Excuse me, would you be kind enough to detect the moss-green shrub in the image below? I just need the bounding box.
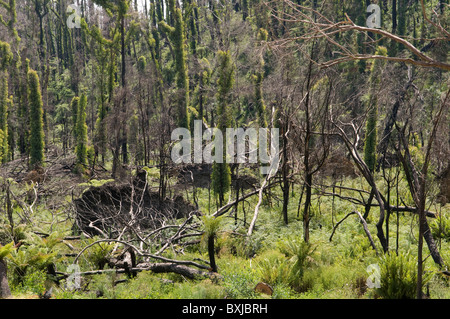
[255,239,316,292]
[11,269,47,296]
[256,250,294,287]
[375,252,431,299]
[430,212,450,242]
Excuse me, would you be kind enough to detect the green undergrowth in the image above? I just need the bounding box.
[2,173,450,299]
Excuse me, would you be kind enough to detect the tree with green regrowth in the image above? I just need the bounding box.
[0,41,13,71]
[27,69,45,169]
[0,74,10,163]
[75,94,88,172]
[82,21,115,163]
[17,57,30,156]
[252,72,267,128]
[201,214,224,273]
[0,0,19,46]
[159,0,190,129]
[211,50,234,207]
[253,28,268,128]
[192,58,212,124]
[92,0,131,166]
[71,96,80,145]
[363,46,388,173]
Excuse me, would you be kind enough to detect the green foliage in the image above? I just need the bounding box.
[27,69,45,168]
[0,0,19,42]
[0,0,449,301]
[256,250,295,286]
[87,145,96,167]
[216,50,235,110]
[201,214,224,243]
[211,50,235,205]
[0,41,12,70]
[8,233,63,288]
[252,72,267,128]
[256,239,316,291]
[0,129,6,161]
[159,0,190,129]
[363,46,387,173]
[277,238,316,275]
[75,94,88,169]
[211,162,231,206]
[137,56,147,74]
[0,74,9,163]
[12,269,47,297]
[0,242,14,260]
[192,58,212,121]
[431,212,450,242]
[85,240,115,269]
[375,252,431,299]
[363,104,377,173]
[222,269,258,299]
[200,214,224,272]
[79,179,115,189]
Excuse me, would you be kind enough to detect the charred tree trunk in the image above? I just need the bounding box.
[303,172,312,242]
[121,13,128,165]
[207,235,217,273]
[0,259,11,299]
[281,121,290,225]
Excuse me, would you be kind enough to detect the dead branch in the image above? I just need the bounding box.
[269,0,450,71]
[56,262,214,281]
[331,119,389,252]
[73,238,210,270]
[329,210,378,254]
[212,179,282,218]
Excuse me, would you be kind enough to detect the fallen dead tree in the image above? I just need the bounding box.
[73,170,198,238]
[60,162,293,287]
[56,237,215,287]
[56,263,213,281]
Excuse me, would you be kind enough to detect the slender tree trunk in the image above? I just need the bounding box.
[121,13,128,165]
[416,179,426,299]
[303,172,312,242]
[363,189,375,220]
[392,0,397,33]
[281,121,290,224]
[207,235,217,272]
[0,259,11,299]
[303,49,314,242]
[386,181,391,248]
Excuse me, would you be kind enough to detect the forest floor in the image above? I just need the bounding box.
[2,149,450,300]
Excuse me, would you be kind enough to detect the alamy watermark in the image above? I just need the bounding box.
[66,264,81,290]
[366,4,381,28]
[366,263,381,288]
[171,120,280,177]
[67,3,81,29]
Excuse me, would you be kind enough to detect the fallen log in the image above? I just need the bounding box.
[56,262,214,281]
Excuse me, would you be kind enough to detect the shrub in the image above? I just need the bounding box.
[430,213,450,242]
[85,240,115,270]
[375,252,431,299]
[256,239,316,292]
[11,269,47,296]
[256,250,294,287]
[28,69,45,168]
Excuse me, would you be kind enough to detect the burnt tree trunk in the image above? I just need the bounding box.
[281,120,290,225]
[0,259,11,299]
[208,235,217,273]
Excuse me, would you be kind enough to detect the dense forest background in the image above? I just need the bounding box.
[0,0,449,300]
